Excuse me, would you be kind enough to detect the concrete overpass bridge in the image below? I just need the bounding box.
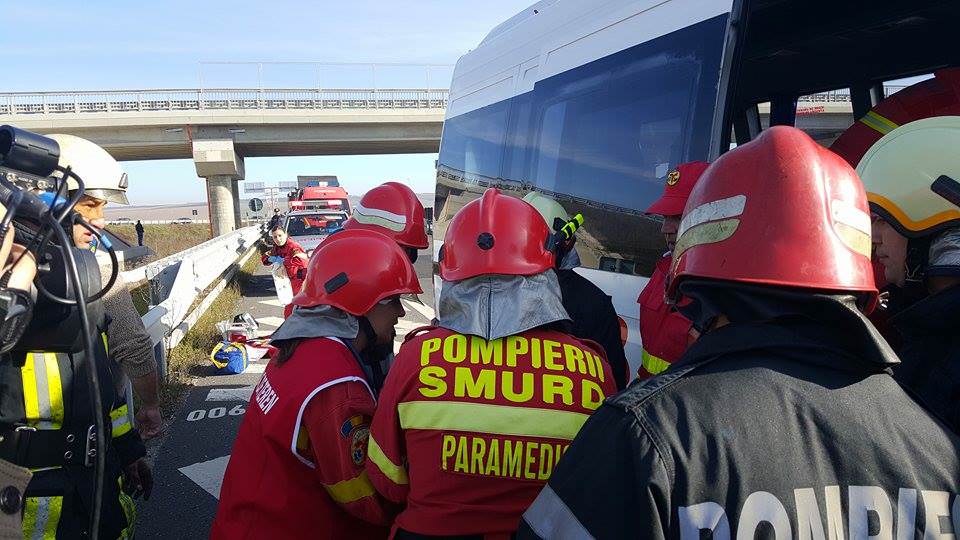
[0,85,902,235]
[0,87,447,234]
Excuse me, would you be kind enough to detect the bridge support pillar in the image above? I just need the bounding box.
[193,139,245,236]
[231,179,242,228]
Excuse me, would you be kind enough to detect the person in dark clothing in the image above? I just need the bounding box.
[135,219,144,246]
[857,116,960,432]
[523,191,630,390]
[520,126,960,539]
[267,208,282,230]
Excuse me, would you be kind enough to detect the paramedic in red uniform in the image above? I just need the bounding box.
[342,181,429,262]
[365,188,617,539]
[262,225,310,318]
[635,161,707,380]
[212,228,423,539]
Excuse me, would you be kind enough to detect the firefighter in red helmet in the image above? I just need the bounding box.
[520,126,960,539]
[830,67,960,168]
[366,188,616,538]
[342,181,429,262]
[635,161,708,380]
[212,228,422,539]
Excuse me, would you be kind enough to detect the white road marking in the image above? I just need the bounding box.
[258,298,285,307]
[206,388,254,402]
[257,316,286,328]
[178,455,231,500]
[245,363,266,374]
[402,298,435,321]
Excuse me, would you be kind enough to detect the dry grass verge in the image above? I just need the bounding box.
[159,251,260,416]
[109,223,211,263]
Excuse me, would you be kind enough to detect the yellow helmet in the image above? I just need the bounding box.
[856,116,960,237]
[522,191,570,233]
[48,134,129,205]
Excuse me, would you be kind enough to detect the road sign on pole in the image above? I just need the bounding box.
[249,198,264,212]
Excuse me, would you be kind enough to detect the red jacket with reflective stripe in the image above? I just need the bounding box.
[636,256,693,380]
[366,327,616,537]
[211,337,391,540]
[262,238,309,283]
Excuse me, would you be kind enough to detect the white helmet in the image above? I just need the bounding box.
[48,134,129,205]
[856,116,960,238]
[522,191,570,232]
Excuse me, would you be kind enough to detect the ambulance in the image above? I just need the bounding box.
[432,0,957,371]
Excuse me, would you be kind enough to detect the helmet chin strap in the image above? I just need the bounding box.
[904,236,931,284]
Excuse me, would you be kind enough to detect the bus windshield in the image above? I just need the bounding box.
[435,14,727,277]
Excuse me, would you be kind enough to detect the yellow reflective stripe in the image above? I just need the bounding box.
[323,470,376,504]
[118,476,136,539]
[641,349,672,376]
[101,332,109,356]
[43,498,61,540]
[295,425,310,452]
[367,434,408,485]
[21,353,41,425]
[859,110,900,136]
[111,405,132,437]
[22,496,62,540]
[43,353,64,429]
[397,401,590,441]
[21,353,62,429]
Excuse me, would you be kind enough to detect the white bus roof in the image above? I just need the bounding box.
[448,0,732,120]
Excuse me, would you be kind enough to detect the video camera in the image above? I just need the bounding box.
[0,125,120,354]
[0,125,118,538]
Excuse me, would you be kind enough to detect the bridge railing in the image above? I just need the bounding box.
[0,88,449,115]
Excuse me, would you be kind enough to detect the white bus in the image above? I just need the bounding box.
[433,0,957,371]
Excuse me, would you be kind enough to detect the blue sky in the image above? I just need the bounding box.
[2,1,529,204]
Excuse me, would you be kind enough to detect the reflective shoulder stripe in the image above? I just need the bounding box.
[23,495,64,540]
[859,110,900,136]
[641,349,672,376]
[367,434,409,485]
[101,332,109,356]
[290,375,375,469]
[397,401,590,441]
[323,470,376,504]
[523,485,594,540]
[111,404,132,438]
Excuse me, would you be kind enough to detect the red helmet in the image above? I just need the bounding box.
[292,228,422,315]
[439,188,554,281]
[666,126,878,312]
[342,182,428,249]
[645,161,710,217]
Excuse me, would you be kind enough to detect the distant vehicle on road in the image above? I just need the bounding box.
[172,217,193,224]
[287,185,351,214]
[113,217,133,224]
[283,210,348,254]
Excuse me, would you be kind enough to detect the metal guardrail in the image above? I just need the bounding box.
[127,227,263,378]
[0,88,449,115]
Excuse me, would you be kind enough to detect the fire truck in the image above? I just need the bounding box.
[287,176,352,214]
